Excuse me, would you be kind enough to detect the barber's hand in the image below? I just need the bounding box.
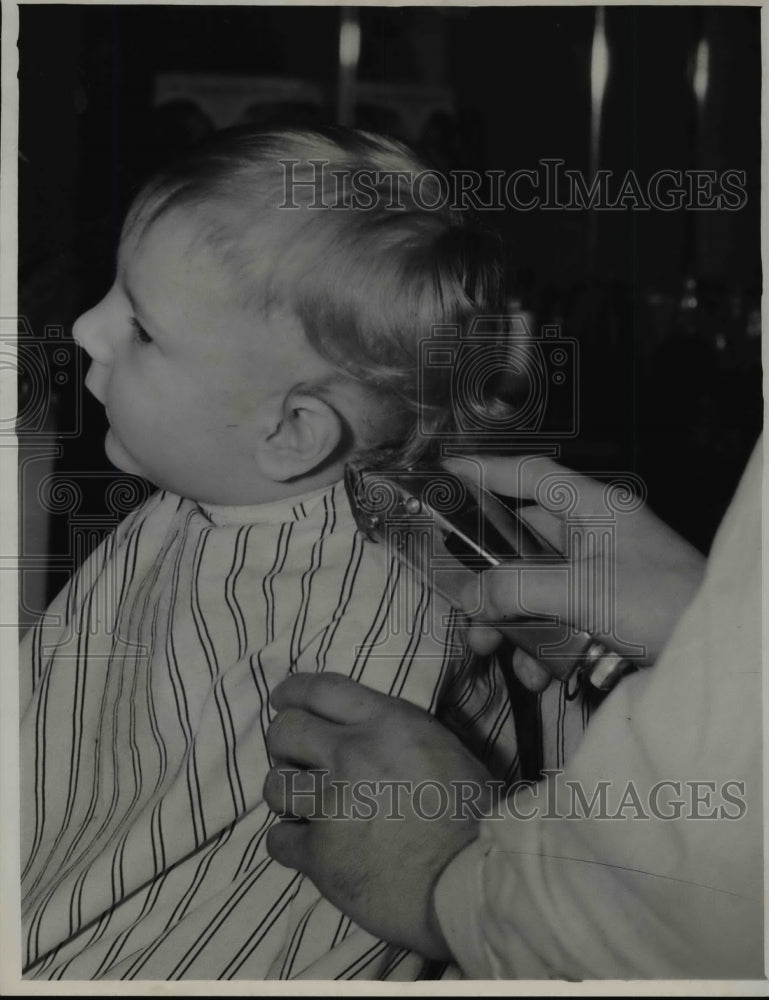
[263,672,497,960]
[446,455,706,692]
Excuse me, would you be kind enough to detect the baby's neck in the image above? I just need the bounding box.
[190,455,348,508]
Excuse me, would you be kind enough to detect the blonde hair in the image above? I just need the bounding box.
[124,126,513,466]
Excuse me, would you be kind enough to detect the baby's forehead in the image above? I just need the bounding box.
[121,203,218,263]
[119,203,316,351]
[119,214,245,314]
[122,198,290,289]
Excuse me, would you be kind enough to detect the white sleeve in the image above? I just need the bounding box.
[434,438,764,980]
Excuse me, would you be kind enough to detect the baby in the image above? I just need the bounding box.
[20,127,587,980]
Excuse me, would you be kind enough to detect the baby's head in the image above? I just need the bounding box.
[74,126,510,505]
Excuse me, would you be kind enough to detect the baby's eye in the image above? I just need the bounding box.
[130,318,153,345]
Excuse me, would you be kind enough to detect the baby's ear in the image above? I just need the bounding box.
[257,389,345,482]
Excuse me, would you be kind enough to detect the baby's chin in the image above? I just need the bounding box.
[102,428,206,498]
[103,428,154,484]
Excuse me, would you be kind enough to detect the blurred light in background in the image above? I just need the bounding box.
[337,7,360,126]
[693,36,710,108]
[588,7,610,270]
[339,9,361,69]
[589,6,609,166]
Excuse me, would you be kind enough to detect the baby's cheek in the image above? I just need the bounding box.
[225,382,271,425]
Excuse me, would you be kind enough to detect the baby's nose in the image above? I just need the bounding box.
[72,304,111,363]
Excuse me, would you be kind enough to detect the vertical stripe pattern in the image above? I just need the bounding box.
[21,481,588,980]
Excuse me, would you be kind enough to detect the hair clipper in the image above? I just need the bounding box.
[344,460,638,692]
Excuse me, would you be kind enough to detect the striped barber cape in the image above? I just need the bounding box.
[20,480,588,980]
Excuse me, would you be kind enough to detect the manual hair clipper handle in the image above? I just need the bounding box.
[436,485,637,692]
[494,618,633,691]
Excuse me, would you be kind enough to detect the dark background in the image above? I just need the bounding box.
[17,5,762,616]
